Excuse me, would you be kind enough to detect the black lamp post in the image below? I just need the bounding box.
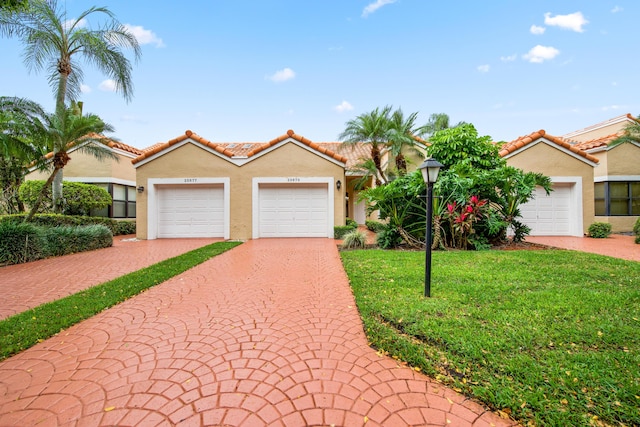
[418,158,443,297]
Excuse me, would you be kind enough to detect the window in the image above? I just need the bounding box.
[89,183,136,218]
[595,181,640,216]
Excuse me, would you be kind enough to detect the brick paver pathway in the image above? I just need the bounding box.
[0,236,219,320]
[0,239,515,426]
[526,234,639,262]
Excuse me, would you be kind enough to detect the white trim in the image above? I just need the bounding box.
[502,138,599,167]
[146,177,230,240]
[594,175,640,182]
[63,177,136,186]
[134,137,346,169]
[550,176,583,237]
[252,177,335,239]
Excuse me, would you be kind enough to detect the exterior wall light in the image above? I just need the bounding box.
[137,186,144,193]
[336,180,342,190]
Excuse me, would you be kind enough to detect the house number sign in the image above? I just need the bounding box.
[184,178,198,183]
[287,177,301,182]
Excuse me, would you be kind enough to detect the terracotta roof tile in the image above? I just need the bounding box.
[499,130,599,164]
[572,132,624,151]
[132,129,348,165]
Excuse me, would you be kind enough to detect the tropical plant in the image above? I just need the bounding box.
[0,155,26,214]
[340,229,367,249]
[442,195,488,250]
[0,0,141,211]
[588,222,612,238]
[0,96,116,221]
[339,105,393,186]
[610,114,640,147]
[427,123,505,171]
[385,108,425,176]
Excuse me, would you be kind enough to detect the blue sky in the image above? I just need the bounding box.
[2,1,639,149]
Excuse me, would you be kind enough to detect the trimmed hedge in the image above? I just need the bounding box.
[634,217,640,244]
[0,214,135,236]
[0,222,46,265]
[0,222,112,265]
[365,220,386,233]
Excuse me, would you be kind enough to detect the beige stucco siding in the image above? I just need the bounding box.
[135,141,345,240]
[604,144,640,176]
[25,150,136,183]
[504,142,595,235]
[567,121,629,142]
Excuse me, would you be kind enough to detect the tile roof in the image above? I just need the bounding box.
[572,132,624,151]
[41,134,143,160]
[499,130,599,164]
[561,113,637,140]
[132,129,348,165]
[317,142,370,169]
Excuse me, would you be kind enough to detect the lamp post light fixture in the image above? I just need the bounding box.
[418,157,443,297]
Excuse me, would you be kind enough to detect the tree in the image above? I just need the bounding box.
[427,123,505,171]
[0,0,141,211]
[385,108,425,176]
[0,96,116,221]
[339,105,393,186]
[610,114,640,147]
[0,0,28,13]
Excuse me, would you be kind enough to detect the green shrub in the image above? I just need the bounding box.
[366,220,386,233]
[19,180,111,215]
[43,225,112,256]
[114,220,136,235]
[341,229,367,249]
[0,222,45,265]
[635,234,640,244]
[588,222,612,238]
[633,217,640,238]
[376,226,403,249]
[346,218,358,228]
[0,214,134,235]
[334,225,356,239]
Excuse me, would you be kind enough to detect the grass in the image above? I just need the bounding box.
[340,249,640,427]
[0,240,242,361]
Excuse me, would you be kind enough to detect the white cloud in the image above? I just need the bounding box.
[523,45,560,63]
[124,24,165,48]
[544,12,589,33]
[267,68,296,83]
[334,101,354,113]
[530,25,546,35]
[80,84,91,94]
[477,64,490,73]
[611,6,623,13]
[98,79,117,92]
[500,54,517,62]
[602,105,621,111]
[362,0,397,18]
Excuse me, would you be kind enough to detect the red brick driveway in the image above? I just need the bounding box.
[0,239,514,426]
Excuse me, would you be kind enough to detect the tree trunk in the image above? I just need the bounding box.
[24,166,60,222]
[52,63,70,212]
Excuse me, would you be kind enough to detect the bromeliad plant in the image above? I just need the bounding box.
[443,195,488,249]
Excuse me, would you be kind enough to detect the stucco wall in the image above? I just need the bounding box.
[605,143,640,176]
[567,121,630,142]
[135,140,345,240]
[504,142,595,234]
[25,149,136,183]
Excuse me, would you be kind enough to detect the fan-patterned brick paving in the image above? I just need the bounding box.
[0,239,516,426]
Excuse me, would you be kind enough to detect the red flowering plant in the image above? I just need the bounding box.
[443,195,488,249]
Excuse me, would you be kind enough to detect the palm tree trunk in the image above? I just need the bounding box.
[52,66,70,213]
[24,166,60,222]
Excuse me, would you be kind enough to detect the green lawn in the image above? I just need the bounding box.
[0,241,242,361]
[340,248,640,427]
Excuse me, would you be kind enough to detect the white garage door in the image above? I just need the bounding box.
[520,183,573,236]
[157,184,225,238]
[258,184,329,237]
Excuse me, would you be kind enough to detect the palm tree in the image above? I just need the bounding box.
[0,96,117,221]
[385,108,426,176]
[610,115,640,147]
[1,0,141,211]
[339,105,393,186]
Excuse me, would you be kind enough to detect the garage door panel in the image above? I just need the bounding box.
[519,184,574,236]
[258,184,329,238]
[157,185,225,238]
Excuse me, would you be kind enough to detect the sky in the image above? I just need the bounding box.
[1,1,639,149]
